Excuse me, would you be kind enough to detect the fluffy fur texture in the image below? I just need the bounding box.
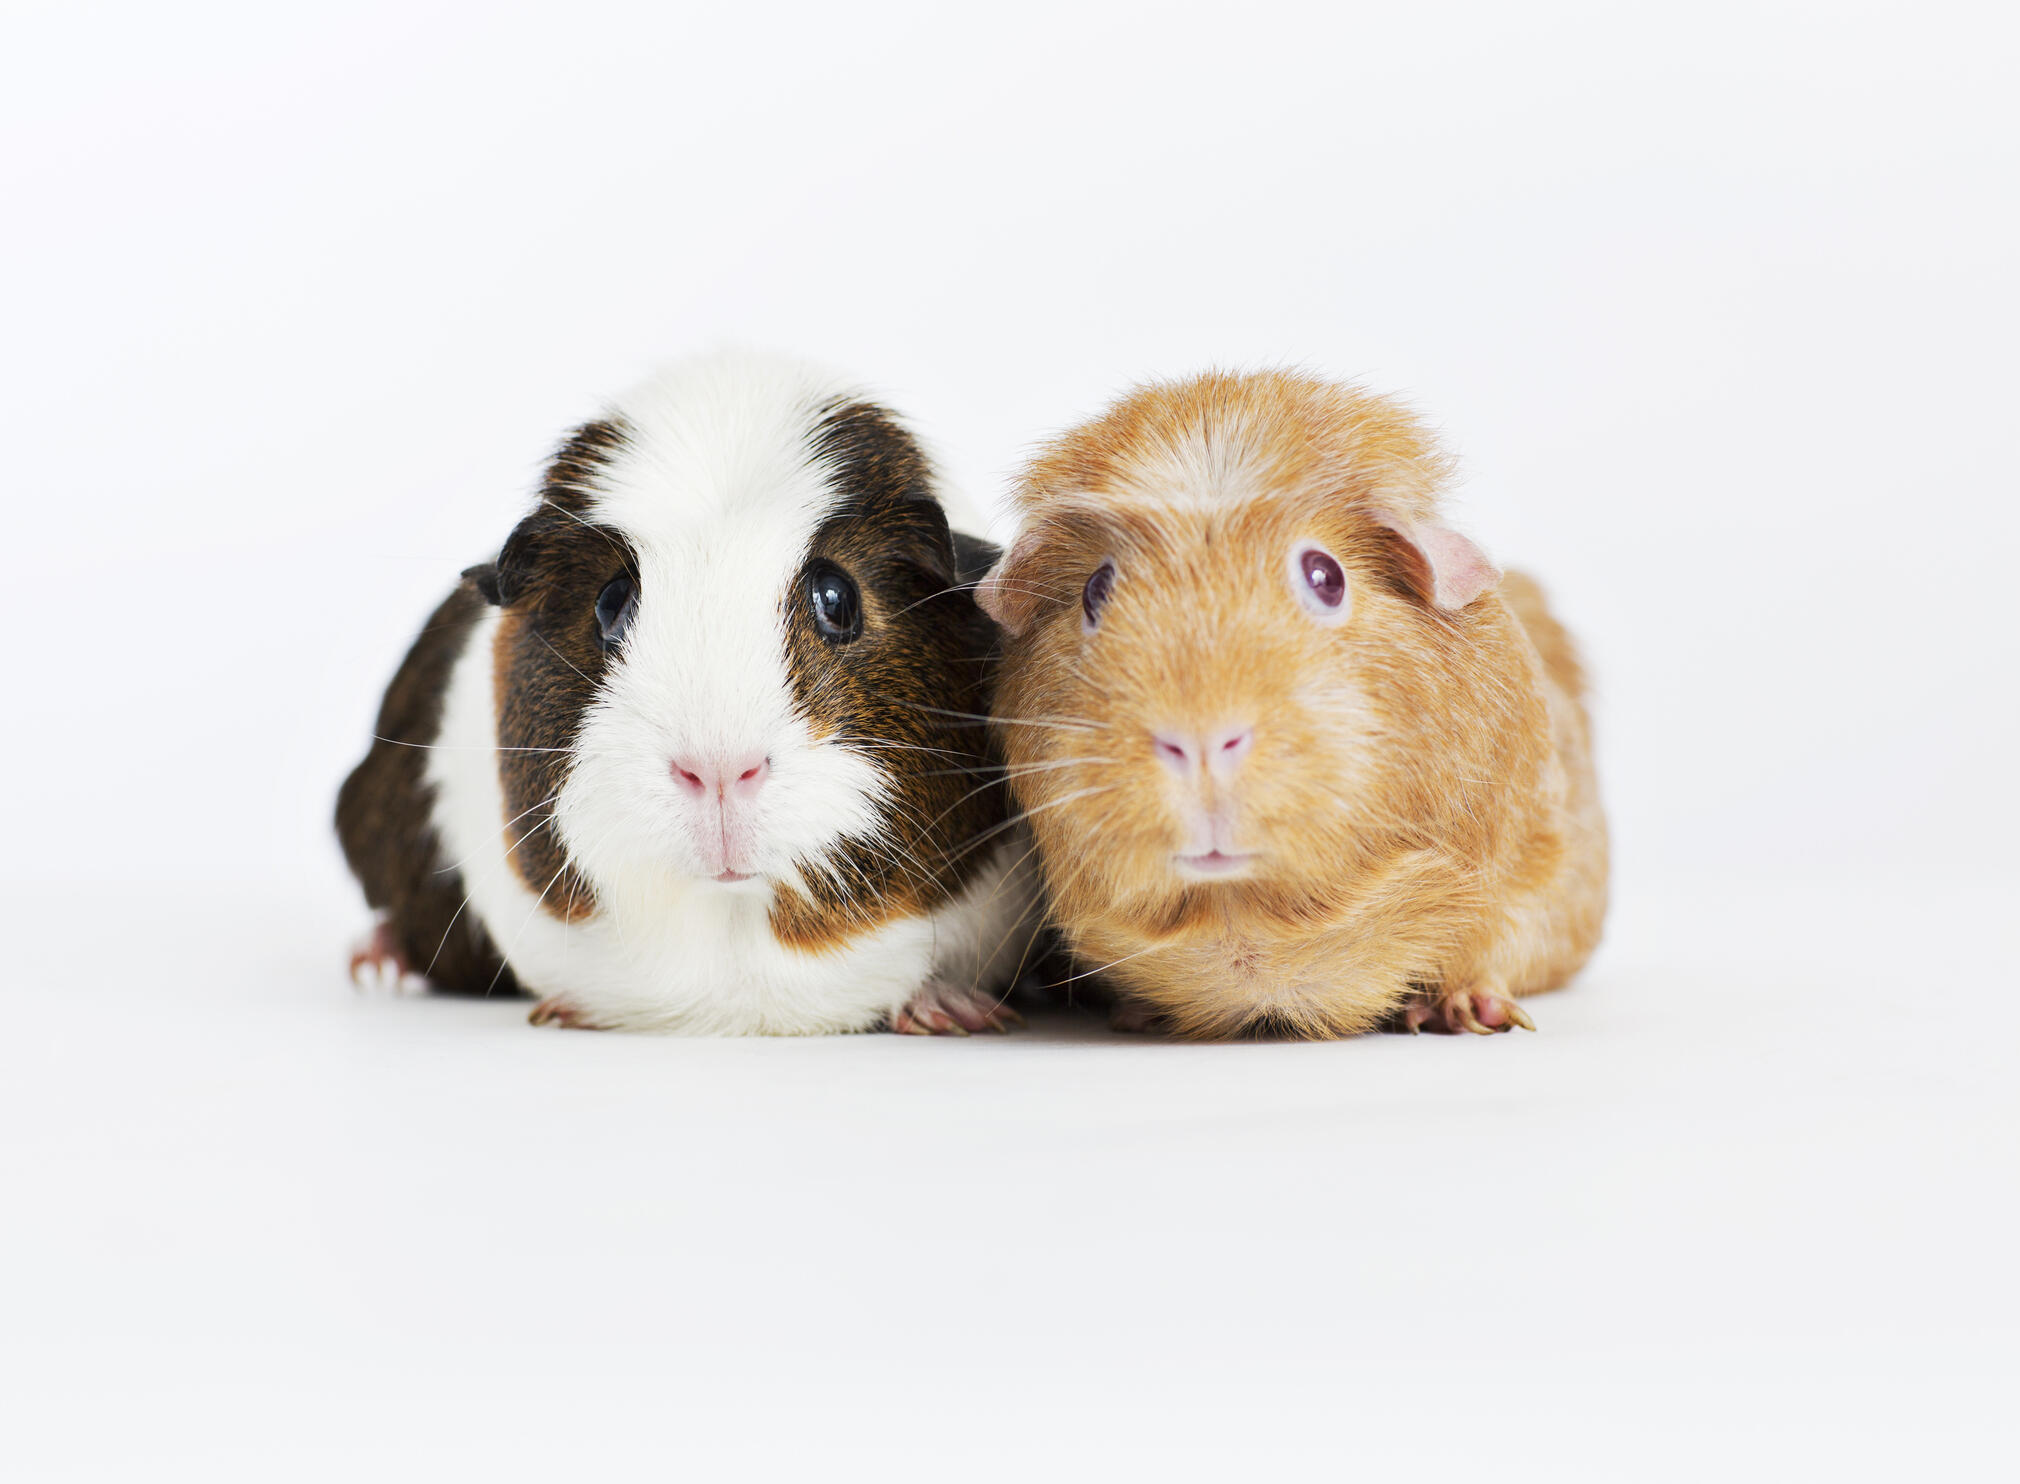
[978,369,1608,1039]
[338,351,1037,1034]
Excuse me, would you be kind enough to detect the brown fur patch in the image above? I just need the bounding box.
[482,418,636,922]
[989,370,1608,1038]
[489,608,597,921]
[335,582,515,993]
[769,400,1009,954]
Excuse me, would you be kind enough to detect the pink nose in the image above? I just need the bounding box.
[1151,724,1254,780]
[671,752,771,799]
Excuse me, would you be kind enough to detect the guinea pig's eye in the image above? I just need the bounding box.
[1291,543,1349,621]
[806,562,863,643]
[1082,560,1117,632]
[595,575,639,649]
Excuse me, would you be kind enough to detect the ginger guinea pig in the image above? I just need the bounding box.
[976,369,1607,1038]
[337,351,1034,1034]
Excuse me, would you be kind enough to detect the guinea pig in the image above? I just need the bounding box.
[336,351,1038,1035]
[975,369,1607,1039]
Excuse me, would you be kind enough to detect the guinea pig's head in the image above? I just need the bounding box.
[977,369,1503,938]
[470,352,1003,937]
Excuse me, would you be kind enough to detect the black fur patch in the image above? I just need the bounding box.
[335,581,514,993]
[771,400,1012,953]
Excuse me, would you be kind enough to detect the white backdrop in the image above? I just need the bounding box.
[4,2,2015,1479]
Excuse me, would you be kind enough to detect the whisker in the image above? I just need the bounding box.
[933,785,1112,874]
[1050,941,1162,989]
[434,792,562,877]
[374,736,577,754]
[485,859,573,998]
[884,578,978,623]
[540,499,631,566]
[532,627,597,688]
[837,739,979,762]
[986,797,1133,995]
[886,699,1095,733]
[424,894,474,981]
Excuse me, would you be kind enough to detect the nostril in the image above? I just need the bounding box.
[671,752,769,796]
[1151,731,1196,771]
[1210,726,1255,773]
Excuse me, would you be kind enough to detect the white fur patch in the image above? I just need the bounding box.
[1105,411,1278,509]
[558,353,887,896]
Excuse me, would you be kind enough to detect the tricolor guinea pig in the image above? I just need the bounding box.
[337,351,1036,1034]
[976,369,1607,1039]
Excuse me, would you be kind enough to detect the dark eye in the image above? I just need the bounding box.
[1293,545,1348,619]
[807,562,863,643]
[1082,560,1117,631]
[595,575,638,649]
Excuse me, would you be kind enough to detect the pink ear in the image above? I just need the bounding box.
[975,535,1042,636]
[1376,515,1501,611]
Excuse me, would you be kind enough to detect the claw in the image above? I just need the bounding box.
[348,919,415,992]
[529,997,595,1029]
[894,979,1018,1038]
[1394,988,1536,1036]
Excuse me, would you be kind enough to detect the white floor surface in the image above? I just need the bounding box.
[4,871,2014,1481]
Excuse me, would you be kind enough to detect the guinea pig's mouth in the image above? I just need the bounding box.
[1173,850,1257,879]
[713,869,756,884]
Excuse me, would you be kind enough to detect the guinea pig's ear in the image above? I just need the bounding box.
[974,532,1047,636]
[894,497,959,589]
[463,562,503,606]
[464,506,555,608]
[1372,513,1501,612]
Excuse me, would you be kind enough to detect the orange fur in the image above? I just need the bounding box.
[986,371,1608,1038]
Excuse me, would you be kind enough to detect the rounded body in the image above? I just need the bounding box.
[979,370,1607,1038]
[337,353,1036,1033]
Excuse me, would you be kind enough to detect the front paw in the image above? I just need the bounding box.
[348,918,424,995]
[892,980,1024,1036]
[529,997,602,1030]
[1394,987,1536,1036]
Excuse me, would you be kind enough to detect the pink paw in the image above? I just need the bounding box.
[528,997,600,1030]
[892,980,1023,1036]
[1397,988,1537,1036]
[349,920,423,994]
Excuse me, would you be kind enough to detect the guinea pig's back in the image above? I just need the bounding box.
[1499,569,1586,707]
[1496,569,1609,986]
